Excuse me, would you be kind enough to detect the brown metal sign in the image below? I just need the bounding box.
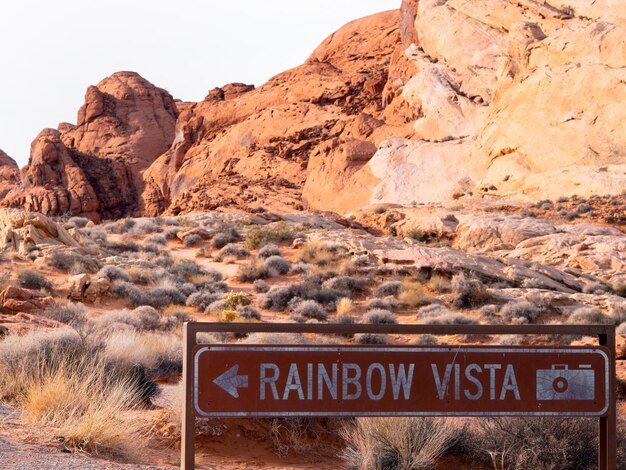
[192,345,609,418]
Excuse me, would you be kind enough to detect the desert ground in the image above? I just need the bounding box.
[0,197,624,469]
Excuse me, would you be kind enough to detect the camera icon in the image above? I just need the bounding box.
[536,364,595,400]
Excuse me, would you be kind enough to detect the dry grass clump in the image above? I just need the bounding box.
[566,307,613,325]
[354,333,389,345]
[258,244,281,259]
[336,298,354,315]
[341,417,463,470]
[236,305,261,320]
[18,270,53,293]
[215,243,250,262]
[183,233,202,247]
[322,276,368,296]
[264,255,291,275]
[399,282,431,307]
[430,273,451,293]
[238,260,270,282]
[0,330,153,458]
[246,222,296,249]
[366,297,400,311]
[42,302,88,326]
[104,330,182,376]
[97,264,130,282]
[374,281,403,298]
[67,216,90,228]
[48,250,95,273]
[296,240,345,266]
[471,417,598,469]
[253,279,270,293]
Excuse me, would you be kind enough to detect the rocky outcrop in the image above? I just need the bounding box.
[0,150,19,199]
[4,72,178,220]
[0,208,82,254]
[0,286,54,315]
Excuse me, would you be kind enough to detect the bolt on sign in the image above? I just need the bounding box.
[192,345,609,417]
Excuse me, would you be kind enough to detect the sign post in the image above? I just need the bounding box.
[181,323,617,470]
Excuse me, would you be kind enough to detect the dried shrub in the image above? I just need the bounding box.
[224,291,252,309]
[363,309,397,325]
[97,265,130,282]
[336,298,354,316]
[374,281,403,298]
[399,282,430,307]
[236,305,261,321]
[451,275,490,309]
[264,255,291,275]
[258,244,281,259]
[354,334,389,345]
[500,301,543,324]
[245,222,295,249]
[253,279,270,293]
[292,300,328,321]
[417,304,478,325]
[238,260,270,282]
[18,270,53,293]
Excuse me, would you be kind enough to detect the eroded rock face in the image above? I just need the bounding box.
[0,286,54,315]
[0,208,82,255]
[4,72,178,220]
[0,150,19,199]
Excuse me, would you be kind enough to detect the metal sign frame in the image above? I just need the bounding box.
[180,322,617,470]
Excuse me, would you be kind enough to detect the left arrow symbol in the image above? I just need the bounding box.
[212,365,249,398]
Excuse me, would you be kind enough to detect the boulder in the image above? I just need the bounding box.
[68,274,110,303]
[0,150,19,199]
[0,286,54,314]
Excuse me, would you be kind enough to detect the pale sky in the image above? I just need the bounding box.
[0,1,399,167]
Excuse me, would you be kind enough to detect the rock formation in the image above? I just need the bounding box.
[0,150,19,199]
[4,2,626,217]
[3,72,178,220]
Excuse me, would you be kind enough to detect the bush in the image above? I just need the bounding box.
[42,302,88,326]
[341,417,462,469]
[264,256,291,275]
[430,273,451,293]
[366,297,400,311]
[186,291,223,311]
[335,314,356,326]
[374,281,403,298]
[258,244,281,259]
[253,279,270,293]
[215,244,250,261]
[224,291,252,309]
[238,261,270,282]
[68,216,90,228]
[567,307,613,325]
[48,251,91,273]
[110,282,146,307]
[292,300,328,321]
[170,260,204,280]
[289,262,312,275]
[245,222,296,249]
[144,234,167,245]
[211,233,233,249]
[451,275,490,309]
[354,334,388,345]
[471,417,597,469]
[145,286,188,308]
[322,276,368,296]
[130,219,162,235]
[418,304,479,325]
[363,309,397,325]
[183,234,202,247]
[500,301,543,324]
[18,270,53,292]
[617,322,626,335]
[219,309,238,322]
[236,305,261,320]
[97,265,130,282]
[413,334,438,345]
[90,306,162,332]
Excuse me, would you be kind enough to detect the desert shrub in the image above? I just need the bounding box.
[582,281,609,295]
[144,234,167,246]
[296,240,338,266]
[374,281,403,298]
[336,298,354,315]
[141,242,166,254]
[18,270,53,292]
[0,329,154,457]
[211,233,232,249]
[322,276,368,296]
[48,251,91,273]
[253,279,270,293]
[236,305,261,321]
[224,291,252,309]
[84,227,107,243]
[105,240,141,254]
[451,275,490,309]
[110,282,146,307]
[341,417,462,470]
[219,309,238,322]
[258,244,281,259]
[163,227,180,240]
[567,307,613,325]
[500,300,543,324]
[264,255,291,275]
[399,282,430,307]
[418,304,478,325]
[215,244,250,261]
[127,266,153,286]
[292,300,328,321]
[471,417,597,470]
[183,234,202,247]
[42,302,88,326]
[335,314,356,326]
[617,322,626,335]
[186,291,223,311]
[191,270,223,285]
[130,219,162,235]
[97,265,130,282]
[245,222,295,249]
[355,334,388,345]
[413,334,438,345]
[289,262,312,275]
[89,306,162,332]
[576,204,594,214]
[238,260,270,282]
[366,297,400,311]
[170,260,204,280]
[145,286,188,308]
[206,299,228,314]
[479,304,502,324]
[364,309,397,325]
[68,216,90,228]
